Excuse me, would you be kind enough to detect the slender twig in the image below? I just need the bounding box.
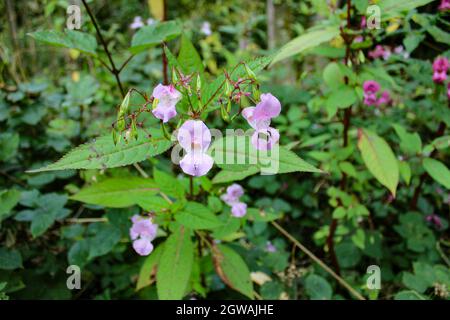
[271,221,365,300]
[118,54,135,73]
[81,0,125,97]
[67,217,107,223]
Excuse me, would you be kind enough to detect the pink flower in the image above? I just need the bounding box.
[130,16,144,29]
[251,127,280,151]
[382,47,392,60]
[354,36,364,43]
[438,0,450,10]
[433,57,449,73]
[177,120,214,176]
[242,93,281,151]
[221,184,244,205]
[151,84,182,123]
[376,91,392,106]
[130,215,158,256]
[425,214,443,229]
[447,83,450,100]
[133,238,154,256]
[364,93,378,106]
[201,21,212,36]
[231,202,247,217]
[363,80,381,94]
[360,16,366,29]
[368,45,385,59]
[433,71,447,83]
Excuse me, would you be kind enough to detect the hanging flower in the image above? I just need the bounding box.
[432,57,449,84]
[221,183,247,218]
[231,202,247,218]
[201,21,212,36]
[151,84,182,123]
[376,90,392,106]
[129,215,158,256]
[425,214,443,229]
[363,80,380,106]
[438,0,450,11]
[242,93,281,150]
[177,120,214,176]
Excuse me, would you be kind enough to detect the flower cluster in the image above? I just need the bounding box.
[432,57,449,84]
[242,93,281,150]
[130,215,158,256]
[368,45,409,60]
[221,184,247,217]
[177,120,214,177]
[363,80,391,107]
[439,0,450,11]
[130,16,156,29]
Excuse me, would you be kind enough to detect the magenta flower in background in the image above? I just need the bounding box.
[447,83,450,100]
[368,45,386,59]
[231,202,247,218]
[130,215,158,256]
[130,16,144,29]
[151,84,182,123]
[221,183,247,217]
[360,16,366,29]
[242,93,281,150]
[177,120,214,176]
[394,45,410,59]
[438,0,450,10]
[376,91,392,106]
[425,214,443,229]
[363,80,381,94]
[432,57,449,83]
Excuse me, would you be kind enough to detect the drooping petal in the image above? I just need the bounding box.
[242,107,270,130]
[251,127,280,151]
[364,93,378,106]
[227,184,244,199]
[220,193,237,206]
[433,71,447,83]
[130,219,157,241]
[253,93,281,122]
[132,238,154,256]
[433,57,449,73]
[376,91,391,106]
[231,202,247,218]
[151,84,181,123]
[177,120,212,152]
[363,80,380,94]
[152,105,177,123]
[179,151,214,177]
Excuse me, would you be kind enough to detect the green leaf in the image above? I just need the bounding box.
[0,189,21,221]
[323,62,344,89]
[399,161,411,185]
[0,248,22,270]
[423,158,450,189]
[394,290,427,300]
[271,26,340,65]
[28,30,97,55]
[88,224,121,260]
[136,244,164,291]
[304,274,332,300]
[71,178,160,207]
[177,34,204,74]
[357,128,399,197]
[176,202,223,230]
[130,21,181,54]
[28,129,172,172]
[0,133,19,161]
[326,86,357,110]
[31,212,56,238]
[137,195,172,212]
[378,0,435,19]
[392,124,422,155]
[153,169,185,198]
[212,244,253,299]
[157,226,194,300]
[209,135,322,175]
[212,166,260,184]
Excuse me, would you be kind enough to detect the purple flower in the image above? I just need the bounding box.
[201,21,212,36]
[152,84,182,123]
[251,127,280,151]
[368,45,386,59]
[130,16,144,29]
[363,80,381,94]
[220,184,244,205]
[177,120,214,176]
[360,16,366,29]
[354,36,364,43]
[130,215,158,256]
[439,0,450,11]
[231,202,247,218]
[425,214,443,229]
[242,93,281,151]
[133,238,154,256]
[265,241,277,253]
[364,93,378,106]
[376,90,392,106]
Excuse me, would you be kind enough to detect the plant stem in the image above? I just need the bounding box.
[161,0,169,84]
[189,176,194,198]
[271,221,365,300]
[81,0,125,97]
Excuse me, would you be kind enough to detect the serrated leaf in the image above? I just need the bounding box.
[136,244,164,291]
[271,26,340,65]
[28,30,97,55]
[379,0,435,19]
[212,166,259,184]
[176,202,223,230]
[178,34,204,74]
[357,128,399,197]
[130,21,181,54]
[157,226,194,299]
[212,244,253,299]
[423,158,450,189]
[28,129,172,172]
[0,189,21,221]
[71,178,160,207]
